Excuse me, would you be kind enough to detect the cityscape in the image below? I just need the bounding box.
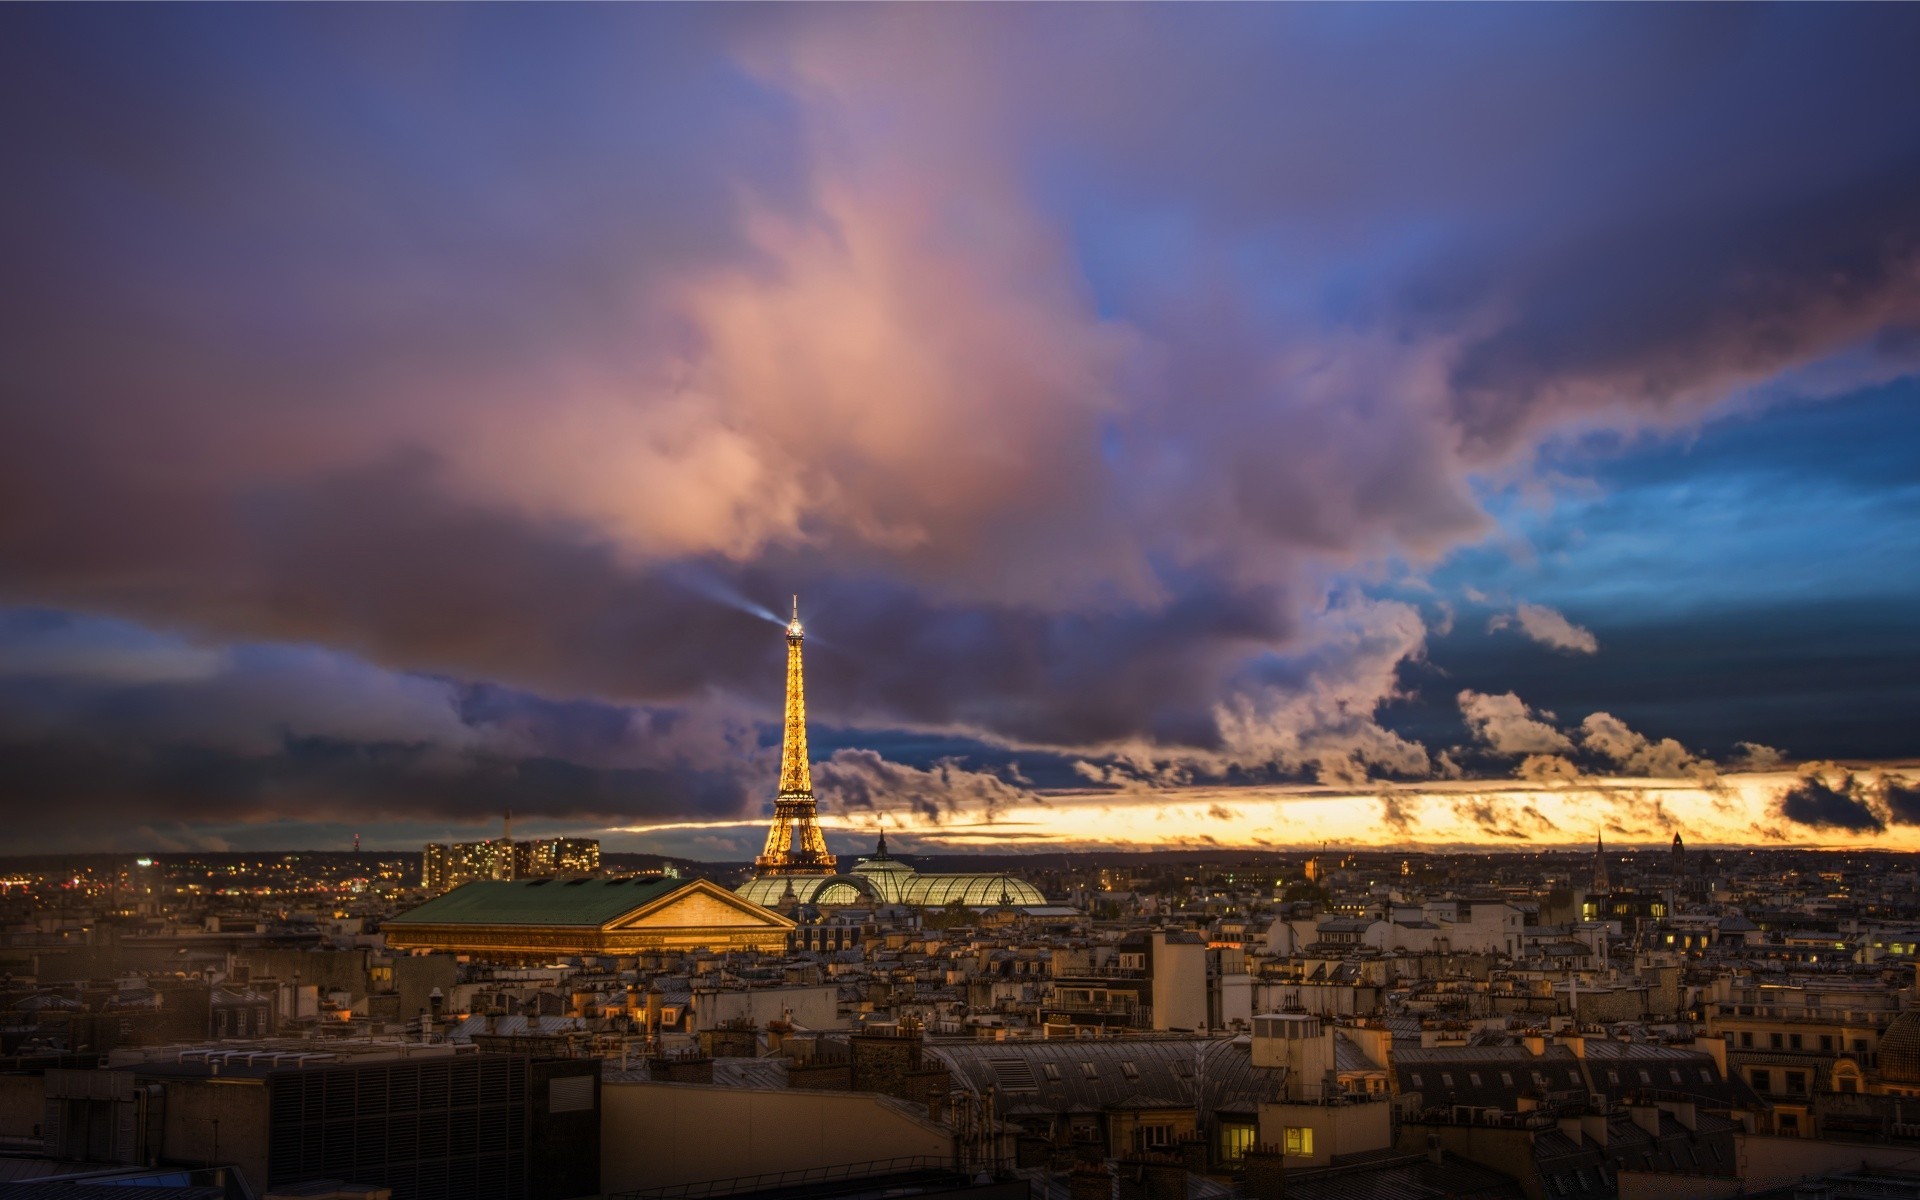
[4,5,1920,1200]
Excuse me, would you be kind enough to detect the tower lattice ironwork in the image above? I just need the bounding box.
[754,597,837,877]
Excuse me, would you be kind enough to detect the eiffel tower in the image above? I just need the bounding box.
[754,597,837,877]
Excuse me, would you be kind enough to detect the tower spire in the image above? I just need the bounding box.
[1593,829,1610,893]
[756,595,836,877]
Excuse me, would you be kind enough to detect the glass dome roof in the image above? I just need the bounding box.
[738,868,1047,909]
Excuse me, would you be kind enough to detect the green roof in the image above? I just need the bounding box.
[386,877,682,927]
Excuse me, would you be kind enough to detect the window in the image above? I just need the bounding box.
[1468,1073,1482,1087]
[1218,1123,1255,1164]
[1531,1071,1548,1088]
[1820,1035,1834,1052]
[1081,1062,1099,1079]
[1699,1068,1714,1084]
[1568,1071,1581,1086]
[1120,1061,1139,1081]
[1740,1032,1753,1048]
[1670,1069,1684,1084]
[1410,1073,1424,1088]
[1500,1072,1514,1086]
[1789,1034,1803,1050]
[1608,1071,1621,1085]
[1751,1069,1772,1092]
[1770,1033,1784,1049]
[1638,1070,1652,1085]
[1283,1126,1314,1157]
[1133,1124,1172,1151]
[1041,1063,1060,1081]
[1441,1073,1455,1087]
[1786,1071,1806,1094]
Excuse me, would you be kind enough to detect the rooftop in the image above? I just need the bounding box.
[384,876,681,927]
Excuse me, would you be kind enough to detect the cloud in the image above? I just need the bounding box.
[1517,754,1582,786]
[1885,777,1920,825]
[1458,690,1574,755]
[1775,765,1887,834]
[1489,603,1599,654]
[1450,795,1557,841]
[1213,595,1433,786]
[1729,742,1785,772]
[1,8,1918,841]
[812,748,1036,824]
[1578,712,1715,781]
[1378,791,1416,835]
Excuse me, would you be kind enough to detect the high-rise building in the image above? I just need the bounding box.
[515,837,601,878]
[423,837,600,892]
[422,842,450,890]
[753,597,836,878]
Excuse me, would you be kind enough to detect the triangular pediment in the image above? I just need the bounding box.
[608,878,795,931]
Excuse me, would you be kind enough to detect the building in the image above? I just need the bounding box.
[514,838,600,879]
[422,833,601,892]
[421,838,514,891]
[33,1044,598,1200]
[735,600,1055,915]
[383,877,794,958]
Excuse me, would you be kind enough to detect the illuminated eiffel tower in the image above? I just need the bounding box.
[754,597,837,877]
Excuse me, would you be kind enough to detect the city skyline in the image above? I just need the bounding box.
[3,6,1920,854]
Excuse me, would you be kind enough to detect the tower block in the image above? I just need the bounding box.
[755,597,837,876]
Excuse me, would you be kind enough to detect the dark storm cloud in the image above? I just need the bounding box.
[1885,779,1920,826]
[1378,793,1415,836]
[1776,771,1887,835]
[2,6,1919,841]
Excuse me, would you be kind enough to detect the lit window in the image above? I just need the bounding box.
[1284,1126,1314,1157]
[1218,1124,1255,1163]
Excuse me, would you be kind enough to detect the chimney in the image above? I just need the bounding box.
[1629,1105,1662,1137]
[1691,1035,1728,1078]
[1523,1035,1547,1056]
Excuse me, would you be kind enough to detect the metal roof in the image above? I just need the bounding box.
[385,877,681,927]
[930,1037,1284,1117]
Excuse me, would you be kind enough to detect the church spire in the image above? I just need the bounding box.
[1593,829,1610,893]
[755,596,836,877]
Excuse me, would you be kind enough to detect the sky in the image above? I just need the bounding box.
[2,5,1919,857]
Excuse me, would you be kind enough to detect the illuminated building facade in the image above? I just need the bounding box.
[421,836,601,891]
[516,837,600,878]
